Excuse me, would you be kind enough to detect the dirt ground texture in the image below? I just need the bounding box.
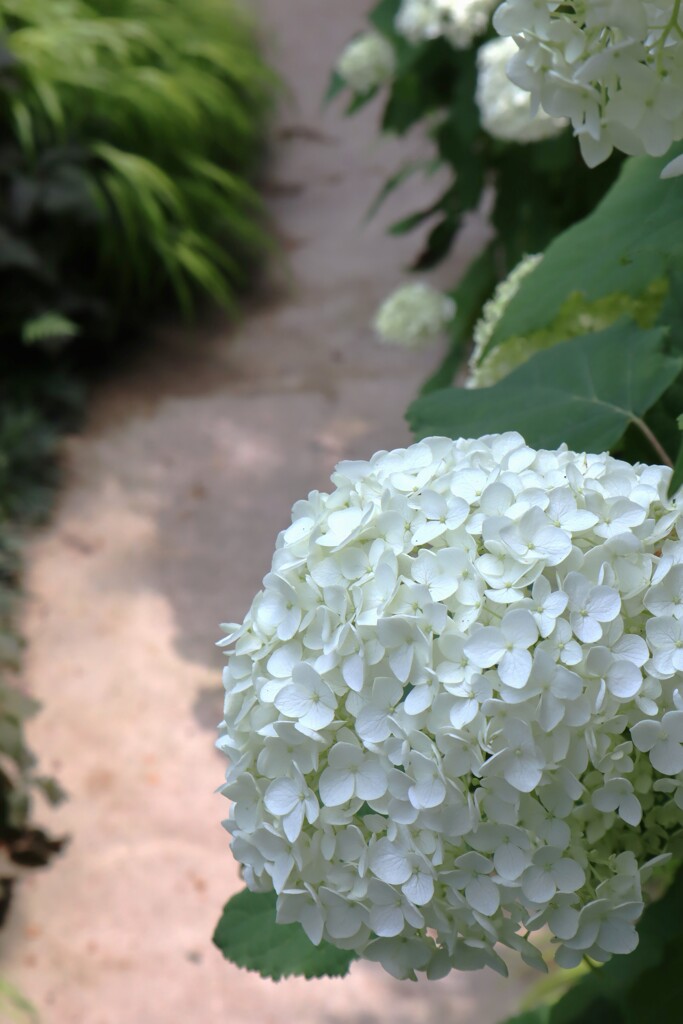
[1,2,533,1021]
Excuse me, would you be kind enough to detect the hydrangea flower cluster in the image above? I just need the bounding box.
[396,0,498,50]
[219,432,683,980]
[336,31,396,95]
[373,282,456,348]
[493,1,683,172]
[476,37,568,144]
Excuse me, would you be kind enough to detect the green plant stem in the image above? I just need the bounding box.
[632,416,673,467]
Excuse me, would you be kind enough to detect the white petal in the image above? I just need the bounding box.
[319,767,355,807]
[522,866,556,903]
[499,648,533,689]
[505,754,543,793]
[404,685,433,715]
[466,876,500,916]
[630,719,661,753]
[264,778,299,816]
[300,702,335,731]
[267,642,302,678]
[370,903,404,937]
[619,795,642,827]
[650,737,683,775]
[661,154,683,179]
[502,609,538,648]
[464,627,505,668]
[494,843,529,881]
[283,802,305,842]
[274,685,311,720]
[606,661,642,699]
[356,706,391,743]
[403,872,434,906]
[553,859,585,893]
[342,654,364,693]
[548,905,580,940]
[356,762,389,801]
[409,777,446,809]
[370,839,412,885]
[596,918,639,955]
[586,586,620,622]
[390,645,414,683]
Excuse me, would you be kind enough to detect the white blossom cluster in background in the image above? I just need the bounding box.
[396,0,498,50]
[219,432,683,980]
[336,31,396,94]
[467,253,543,387]
[493,0,683,174]
[476,37,568,144]
[373,282,456,348]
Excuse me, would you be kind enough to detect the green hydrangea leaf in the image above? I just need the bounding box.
[408,319,682,456]
[213,889,356,980]
[487,143,683,356]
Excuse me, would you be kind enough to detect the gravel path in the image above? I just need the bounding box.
[1,3,530,1021]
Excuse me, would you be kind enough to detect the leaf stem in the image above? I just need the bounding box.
[632,416,673,468]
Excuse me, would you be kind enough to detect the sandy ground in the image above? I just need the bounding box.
[1,2,532,1021]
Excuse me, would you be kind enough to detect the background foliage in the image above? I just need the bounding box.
[0,0,272,941]
[329,0,624,392]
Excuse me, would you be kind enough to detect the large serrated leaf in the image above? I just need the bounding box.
[486,144,683,355]
[213,889,356,980]
[408,320,682,457]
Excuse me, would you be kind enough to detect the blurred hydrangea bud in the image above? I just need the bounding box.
[336,31,396,94]
[476,37,567,144]
[396,0,498,50]
[373,282,456,348]
[467,254,544,387]
[467,257,668,389]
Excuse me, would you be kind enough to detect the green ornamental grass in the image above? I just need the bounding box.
[0,0,272,333]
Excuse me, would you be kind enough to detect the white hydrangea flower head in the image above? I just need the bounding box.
[492,1,683,170]
[373,282,456,348]
[219,431,683,980]
[396,0,499,50]
[476,37,568,143]
[336,31,396,94]
[467,253,543,386]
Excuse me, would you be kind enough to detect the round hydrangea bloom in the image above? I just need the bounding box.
[476,37,568,144]
[219,432,683,980]
[336,31,396,94]
[396,0,498,50]
[493,1,683,171]
[373,282,456,348]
